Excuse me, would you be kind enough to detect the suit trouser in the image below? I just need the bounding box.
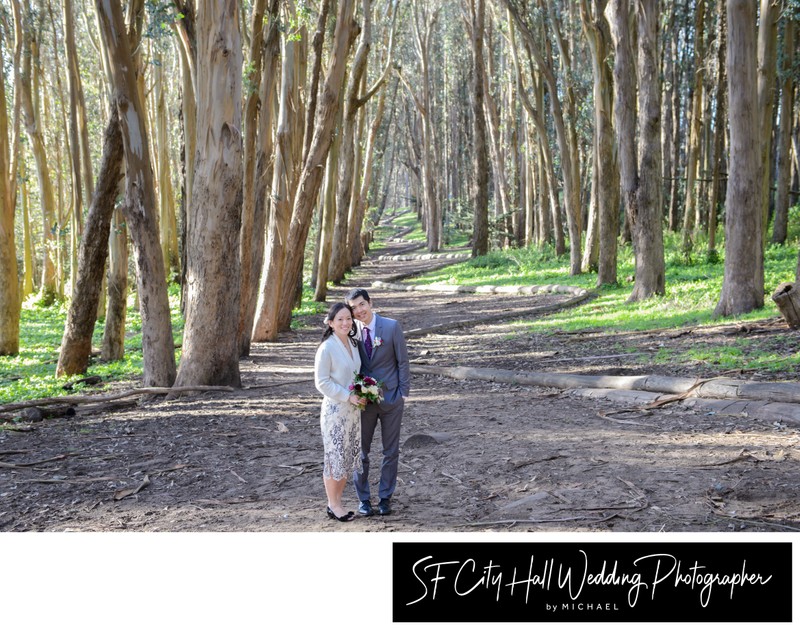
[353,399,404,502]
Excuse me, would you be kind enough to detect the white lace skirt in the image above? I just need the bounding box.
[320,397,362,480]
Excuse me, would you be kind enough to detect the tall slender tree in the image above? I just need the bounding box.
[470,0,490,257]
[715,0,764,316]
[0,22,18,355]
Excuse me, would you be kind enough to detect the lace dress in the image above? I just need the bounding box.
[314,335,362,481]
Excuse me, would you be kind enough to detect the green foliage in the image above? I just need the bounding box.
[0,285,184,405]
[409,230,800,374]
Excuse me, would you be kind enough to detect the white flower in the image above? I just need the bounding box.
[374,336,383,347]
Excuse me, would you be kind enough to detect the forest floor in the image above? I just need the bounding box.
[1,227,800,534]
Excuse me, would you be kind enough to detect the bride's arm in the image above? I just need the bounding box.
[314,343,352,402]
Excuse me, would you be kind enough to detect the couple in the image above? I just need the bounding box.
[313,288,410,522]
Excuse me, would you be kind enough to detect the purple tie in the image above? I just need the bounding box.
[364,327,373,359]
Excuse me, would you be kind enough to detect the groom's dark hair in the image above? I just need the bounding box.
[345,288,371,303]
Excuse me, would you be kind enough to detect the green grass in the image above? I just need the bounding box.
[5,211,800,405]
[408,230,800,375]
[1,285,184,405]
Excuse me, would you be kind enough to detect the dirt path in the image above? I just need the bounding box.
[1,230,799,533]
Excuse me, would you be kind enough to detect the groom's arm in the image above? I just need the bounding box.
[393,321,410,399]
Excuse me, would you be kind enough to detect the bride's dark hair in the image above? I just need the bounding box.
[321,302,358,345]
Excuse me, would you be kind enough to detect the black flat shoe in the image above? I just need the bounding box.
[326,507,355,522]
[377,498,392,516]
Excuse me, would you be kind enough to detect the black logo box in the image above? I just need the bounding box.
[393,542,792,623]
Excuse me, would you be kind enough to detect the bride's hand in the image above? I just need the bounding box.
[348,394,366,407]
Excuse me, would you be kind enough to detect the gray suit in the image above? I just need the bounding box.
[353,313,410,502]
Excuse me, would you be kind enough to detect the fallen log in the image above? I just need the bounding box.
[0,385,236,414]
[410,365,800,404]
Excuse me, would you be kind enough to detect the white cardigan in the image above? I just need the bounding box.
[314,335,361,403]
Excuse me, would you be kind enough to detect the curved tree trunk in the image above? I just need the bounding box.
[715,0,764,316]
[95,0,176,387]
[174,0,244,387]
[331,0,393,281]
[274,0,358,332]
[57,105,124,376]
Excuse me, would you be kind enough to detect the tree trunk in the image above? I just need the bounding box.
[607,0,665,301]
[63,0,85,286]
[471,0,489,257]
[772,17,795,245]
[632,0,666,300]
[95,0,176,387]
[681,0,706,257]
[580,0,619,285]
[14,0,57,303]
[252,23,305,343]
[153,48,179,280]
[313,95,345,303]
[502,0,579,271]
[330,1,375,282]
[757,0,780,244]
[174,0,244,388]
[21,161,36,298]
[708,0,727,255]
[0,27,17,355]
[56,105,124,376]
[715,0,764,317]
[238,0,281,357]
[272,0,358,333]
[771,282,800,328]
[102,207,128,361]
[238,0,270,355]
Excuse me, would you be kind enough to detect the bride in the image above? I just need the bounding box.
[314,302,366,522]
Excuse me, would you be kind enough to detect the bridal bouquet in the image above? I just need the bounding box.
[350,372,384,410]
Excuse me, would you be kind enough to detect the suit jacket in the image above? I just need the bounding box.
[357,313,410,408]
[314,335,361,403]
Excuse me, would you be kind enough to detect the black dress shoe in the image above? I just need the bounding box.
[377,498,392,516]
[326,507,355,522]
[358,500,374,516]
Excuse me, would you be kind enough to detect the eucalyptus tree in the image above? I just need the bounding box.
[13,0,58,303]
[0,17,18,355]
[498,0,583,275]
[398,0,443,252]
[772,11,795,245]
[174,0,243,387]
[95,0,176,387]
[606,0,665,301]
[469,0,490,257]
[579,0,619,286]
[270,0,360,335]
[715,0,764,316]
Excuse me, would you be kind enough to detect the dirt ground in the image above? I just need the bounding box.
[1,234,799,534]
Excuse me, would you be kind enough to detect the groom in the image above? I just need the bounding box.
[346,288,410,516]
